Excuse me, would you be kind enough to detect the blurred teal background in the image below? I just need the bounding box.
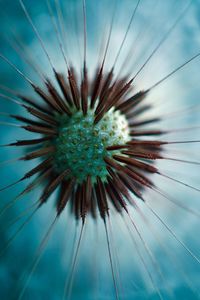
[0,0,200,299]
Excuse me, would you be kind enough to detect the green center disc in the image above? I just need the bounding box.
[54,108,130,183]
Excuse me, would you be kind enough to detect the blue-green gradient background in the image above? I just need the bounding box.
[0,0,200,299]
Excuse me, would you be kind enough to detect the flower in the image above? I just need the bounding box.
[0,0,200,299]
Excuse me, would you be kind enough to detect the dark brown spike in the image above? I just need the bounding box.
[80,181,87,221]
[8,137,51,147]
[95,79,133,123]
[116,90,147,112]
[122,166,152,188]
[113,155,158,173]
[127,140,166,147]
[0,158,52,191]
[22,157,53,180]
[85,176,92,211]
[117,171,144,201]
[106,165,118,179]
[105,78,133,111]
[96,78,126,117]
[107,167,135,205]
[95,177,109,218]
[90,65,103,109]
[105,157,152,188]
[74,185,81,219]
[129,118,161,127]
[54,72,73,106]
[127,165,155,186]
[19,94,53,116]
[98,69,114,104]
[90,188,97,219]
[95,84,114,115]
[131,144,162,152]
[106,145,128,151]
[104,157,122,171]
[32,84,63,113]
[45,80,72,115]
[107,176,128,212]
[23,124,57,135]
[11,114,52,128]
[10,114,37,126]
[57,179,75,215]
[122,150,163,160]
[81,65,88,115]
[130,130,166,136]
[20,167,53,197]
[68,68,80,110]
[24,105,58,126]
[69,186,76,216]
[109,77,128,99]
[40,169,71,203]
[21,146,55,161]
[105,182,122,213]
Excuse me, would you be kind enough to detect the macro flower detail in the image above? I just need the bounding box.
[0,62,153,219]
[1,0,200,299]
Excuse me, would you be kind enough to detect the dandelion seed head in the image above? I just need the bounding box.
[1,0,200,299]
[54,108,130,183]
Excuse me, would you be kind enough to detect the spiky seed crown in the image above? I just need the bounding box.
[8,65,163,221]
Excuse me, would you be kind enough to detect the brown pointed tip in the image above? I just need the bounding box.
[8,137,51,147]
[22,146,55,161]
[130,129,167,137]
[106,145,128,151]
[68,68,80,110]
[95,177,109,219]
[81,65,88,116]
[127,140,166,146]
[57,178,75,215]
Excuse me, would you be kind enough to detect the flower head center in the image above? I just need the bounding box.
[54,108,130,183]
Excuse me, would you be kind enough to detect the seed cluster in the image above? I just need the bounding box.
[6,63,163,220]
[54,108,130,183]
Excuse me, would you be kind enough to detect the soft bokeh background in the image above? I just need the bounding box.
[0,0,200,299]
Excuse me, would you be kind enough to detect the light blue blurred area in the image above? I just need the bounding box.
[0,0,200,299]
